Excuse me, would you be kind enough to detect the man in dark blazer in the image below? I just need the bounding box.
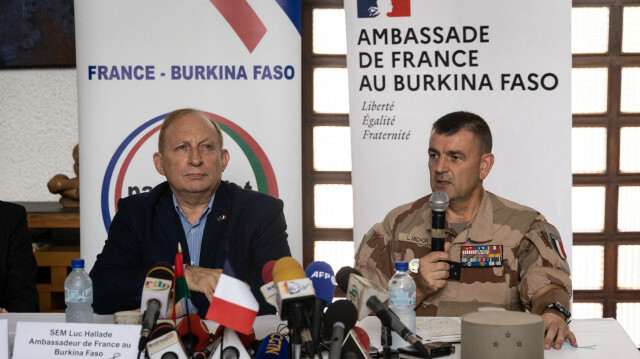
[90,108,290,316]
[0,201,39,312]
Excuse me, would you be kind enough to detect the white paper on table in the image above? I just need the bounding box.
[416,317,461,338]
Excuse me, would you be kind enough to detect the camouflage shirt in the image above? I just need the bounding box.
[354,190,572,317]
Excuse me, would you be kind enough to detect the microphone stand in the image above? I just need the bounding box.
[289,303,315,359]
[221,326,226,359]
[290,328,302,359]
[311,298,324,355]
[380,323,398,359]
[185,304,194,359]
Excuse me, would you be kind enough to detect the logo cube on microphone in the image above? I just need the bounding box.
[276,278,314,297]
[145,279,171,291]
[141,277,172,318]
[346,274,390,321]
[146,331,188,359]
[275,278,315,321]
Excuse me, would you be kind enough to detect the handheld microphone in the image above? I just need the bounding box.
[146,322,188,359]
[260,260,279,310]
[139,262,174,351]
[429,192,461,279]
[305,261,336,346]
[429,191,449,252]
[272,257,316,357]
[341,326,370,359]
[322,300,357,359]
[255,333,290,359]
[336,267,390,321]
[176,313,213,353]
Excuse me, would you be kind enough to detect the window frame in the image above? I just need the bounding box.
[302,0,352,266]
[572,0,640,318]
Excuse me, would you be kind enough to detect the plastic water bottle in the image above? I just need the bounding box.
[64,259,94,323]
[388,261,416,349]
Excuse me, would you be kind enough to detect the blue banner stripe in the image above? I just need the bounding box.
[275,0,301,35]
[100,114,166,231]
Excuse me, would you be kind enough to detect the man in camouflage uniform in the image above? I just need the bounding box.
[355,111,577,350]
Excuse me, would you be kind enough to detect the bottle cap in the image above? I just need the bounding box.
[71,259,85,269]
[395,261,408,271]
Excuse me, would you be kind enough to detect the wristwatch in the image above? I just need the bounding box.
[546,301,571,323]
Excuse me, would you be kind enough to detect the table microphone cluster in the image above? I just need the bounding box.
[137,258,428,359]
[138,262,257,359]
[259,257,429,359]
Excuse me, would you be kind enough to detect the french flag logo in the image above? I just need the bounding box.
[206,259,259,335]
[357,0,411,18]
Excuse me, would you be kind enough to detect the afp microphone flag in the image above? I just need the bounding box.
[206,259,259,335]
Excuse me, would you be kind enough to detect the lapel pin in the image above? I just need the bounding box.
[217,214,227,221]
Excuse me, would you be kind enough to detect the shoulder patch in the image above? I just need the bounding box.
[543,223,567,261]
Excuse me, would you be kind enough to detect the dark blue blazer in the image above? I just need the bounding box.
[89,180,290,316]
[0,201,39,312]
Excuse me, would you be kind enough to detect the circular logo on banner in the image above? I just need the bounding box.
[100,112,278,232]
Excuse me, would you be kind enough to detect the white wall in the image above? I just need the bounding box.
[0,68,78,202]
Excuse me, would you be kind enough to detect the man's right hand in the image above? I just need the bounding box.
[184,266,222,302]
[418,241,452,294]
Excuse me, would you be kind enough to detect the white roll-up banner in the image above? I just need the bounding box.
[75,0,302,270]
[345,1,572,262]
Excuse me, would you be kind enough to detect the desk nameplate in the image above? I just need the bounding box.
[12,322,140,359]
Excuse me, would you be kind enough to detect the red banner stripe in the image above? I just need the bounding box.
[210,0,267,53]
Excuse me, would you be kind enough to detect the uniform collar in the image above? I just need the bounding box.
[451,189,494,244]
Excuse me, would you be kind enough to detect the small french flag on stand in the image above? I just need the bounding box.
[206,259,259,335]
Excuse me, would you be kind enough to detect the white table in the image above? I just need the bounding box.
[1,313,638,358]
[350,316,639,359]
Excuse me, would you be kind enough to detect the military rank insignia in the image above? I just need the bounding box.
[461,245,503,267]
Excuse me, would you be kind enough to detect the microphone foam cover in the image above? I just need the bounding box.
[256,333,289,359]
[322,299,358,341]
[176,313,212,352]
[305,261,336,303]
[335,266,362,293]
[150,322,177,339]
[262,260,277,283]
[429,191,449,212]
[147,261,174,281]
[272,257,305,285]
